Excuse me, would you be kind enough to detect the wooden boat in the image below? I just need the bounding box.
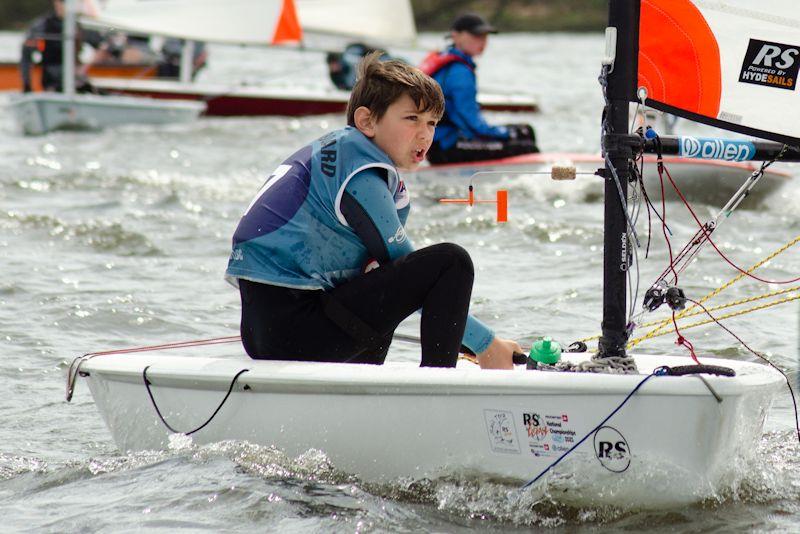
[0,61,156,93]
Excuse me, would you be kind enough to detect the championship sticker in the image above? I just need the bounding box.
[484,410,520,454]
[522,412,575,458]
[739,39,799,91]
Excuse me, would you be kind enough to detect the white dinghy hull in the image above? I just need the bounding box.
[75,352,782,505]
[8,92,206,135]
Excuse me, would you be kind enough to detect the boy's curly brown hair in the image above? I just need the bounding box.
[346,52,444,126]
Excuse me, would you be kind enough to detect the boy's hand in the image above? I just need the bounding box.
[477,337,521,370]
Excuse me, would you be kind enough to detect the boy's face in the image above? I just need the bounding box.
[355,93,437,171]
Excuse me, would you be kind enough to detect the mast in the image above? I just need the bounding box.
[597,0,639,358]
[63,0,76,97]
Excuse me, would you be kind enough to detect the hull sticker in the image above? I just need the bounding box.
[484,409,520,454]
[522,411,575,458]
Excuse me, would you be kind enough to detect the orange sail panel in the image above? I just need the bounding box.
[638,0,721,118]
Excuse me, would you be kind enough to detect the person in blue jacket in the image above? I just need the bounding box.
[226,52,520,369]
[421,13,538,164]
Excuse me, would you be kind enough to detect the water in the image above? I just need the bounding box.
[1,31,799,531]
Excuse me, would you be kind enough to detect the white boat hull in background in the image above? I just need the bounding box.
[407,152,793,205]
[8,92,206,135]
[74,352,783,506]
[89,77,540,116]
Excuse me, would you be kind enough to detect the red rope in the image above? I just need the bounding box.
[661,164,800,285]
[658,162,679,284]
[672,311,700,364]
[84,335,241,357]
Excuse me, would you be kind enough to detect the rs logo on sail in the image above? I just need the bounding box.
[739,39,800,91]
[679,136,755,162]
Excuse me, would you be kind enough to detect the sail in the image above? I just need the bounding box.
[82,0,302,46]
[295,0,417,47]
[637,0,800,146]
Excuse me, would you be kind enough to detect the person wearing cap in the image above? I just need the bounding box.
[420,13,538,164]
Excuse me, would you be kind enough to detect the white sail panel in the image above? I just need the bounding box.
[638,0,800,145]
[82,0,302,45]
[296,0,417,46]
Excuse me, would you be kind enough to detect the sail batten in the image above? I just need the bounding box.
[637,0,800,146]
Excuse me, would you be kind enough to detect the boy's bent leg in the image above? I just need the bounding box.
[330,243,474,367]
[239,280,365,362]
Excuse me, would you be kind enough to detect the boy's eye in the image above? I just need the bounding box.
[406,115,419,121]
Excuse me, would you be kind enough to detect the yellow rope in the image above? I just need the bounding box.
[576,289,800,345]
[629,235,800,347]
[575,235,800,347]
[627,292,800,344]
[637,286,800,328]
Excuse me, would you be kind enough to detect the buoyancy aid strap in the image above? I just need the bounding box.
[419,51,474,76]
[321,292,381,342]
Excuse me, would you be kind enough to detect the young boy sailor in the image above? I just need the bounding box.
[225,53,520,369]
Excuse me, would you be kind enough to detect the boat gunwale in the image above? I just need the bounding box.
[79,353,785,397]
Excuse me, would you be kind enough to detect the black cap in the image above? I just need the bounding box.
[451,13,497,35]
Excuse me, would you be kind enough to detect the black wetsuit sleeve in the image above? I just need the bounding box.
[340,168,413,265]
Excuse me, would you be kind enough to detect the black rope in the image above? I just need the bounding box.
[143,366,250,435]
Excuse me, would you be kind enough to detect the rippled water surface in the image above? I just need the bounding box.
[1,31,799,531]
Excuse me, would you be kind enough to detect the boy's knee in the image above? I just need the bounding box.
[431,242,474,276]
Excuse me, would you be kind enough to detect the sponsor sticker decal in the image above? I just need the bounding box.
[593,426,631,473]
[484,410,520,454]
[739,39,799,91]
[679,136,755,162]
[521,411,576,457]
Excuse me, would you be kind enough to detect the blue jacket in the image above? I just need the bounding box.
[429,47,509,150]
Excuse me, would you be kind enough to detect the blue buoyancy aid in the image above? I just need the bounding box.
[225,127,407,290]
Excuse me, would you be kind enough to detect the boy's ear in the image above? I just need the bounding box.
[354,106,375,138]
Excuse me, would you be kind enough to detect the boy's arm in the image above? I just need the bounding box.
[341,168,413,263]
[341,169,495,354]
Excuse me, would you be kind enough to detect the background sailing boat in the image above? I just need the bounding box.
[82,0,539,116]
[6,0,212,135]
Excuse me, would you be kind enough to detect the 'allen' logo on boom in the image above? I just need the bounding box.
[739,39,799,91]
[679,136,755,162]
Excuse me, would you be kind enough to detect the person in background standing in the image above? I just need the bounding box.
[20,0,70,92]
[420,13,538,164]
